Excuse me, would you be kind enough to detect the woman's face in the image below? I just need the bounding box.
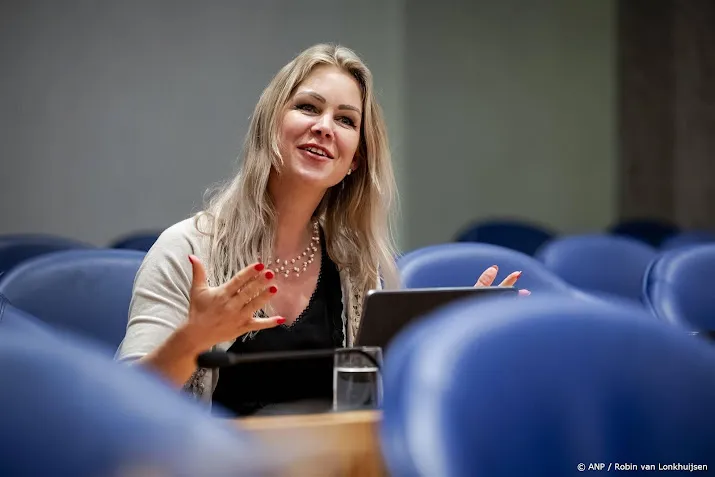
[278,65,362,189]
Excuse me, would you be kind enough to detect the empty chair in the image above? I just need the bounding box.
[0,304,282,477]
[397,243,575,294]
[535,234,657,304]
[609,218,679,247]
[660,230,715,251]
[0,249,146,349]
[0,294,57,338]
[455,219,554,256]
[643,244,715,334]
[0,234,94,275]
[110,231,161,252]
[381,295,715,477]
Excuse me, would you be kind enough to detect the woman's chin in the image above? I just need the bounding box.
[283,167,340,190]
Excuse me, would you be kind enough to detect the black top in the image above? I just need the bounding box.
[211,236,344,417]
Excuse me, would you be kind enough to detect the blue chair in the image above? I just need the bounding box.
[455,219,554,256]
[0,234,94,275]
[381,295,715,477]
[397,243,575,294]
[0,249,146,349]
[110,231,161,252]
[609,219,679,247]
[660,230,715,251]
[0,304,283,477]
[535,234,657,304]
[643,244,715,333]
[0,294,57,338]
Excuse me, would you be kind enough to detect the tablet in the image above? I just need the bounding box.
[355,287,518,349]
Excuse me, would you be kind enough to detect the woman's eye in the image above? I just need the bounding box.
[296,103,318,113]
[338,117,356,127]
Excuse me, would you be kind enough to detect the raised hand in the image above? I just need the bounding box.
[474,265,531,296]
[185,255,285,349]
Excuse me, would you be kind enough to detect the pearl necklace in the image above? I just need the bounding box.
[267,221,320,278]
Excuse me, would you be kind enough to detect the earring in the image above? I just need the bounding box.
[347,168,352,176]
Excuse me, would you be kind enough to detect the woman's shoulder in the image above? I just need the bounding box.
[148,214,212,260]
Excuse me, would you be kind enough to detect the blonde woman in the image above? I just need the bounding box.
[116,44,523,416]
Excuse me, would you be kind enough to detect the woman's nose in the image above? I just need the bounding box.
[311,114,334,138]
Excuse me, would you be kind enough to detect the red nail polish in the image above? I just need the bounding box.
[277,317,286,325]
[515,271,522,278]
[265,271,274,280]
[254,263,265,271]
[188,255,194,264]
[269,285,278,294]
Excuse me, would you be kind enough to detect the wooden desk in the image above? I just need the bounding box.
[235,410,387,476]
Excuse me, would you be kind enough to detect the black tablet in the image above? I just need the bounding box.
[355,287,518,349]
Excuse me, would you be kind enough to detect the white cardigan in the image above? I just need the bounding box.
[115,217,371,403]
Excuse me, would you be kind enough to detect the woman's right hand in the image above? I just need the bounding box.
[185,255,284,350]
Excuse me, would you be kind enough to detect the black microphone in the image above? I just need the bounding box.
[196,347,382,369]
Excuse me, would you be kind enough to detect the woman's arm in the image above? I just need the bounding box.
[137,321,207,388]
[116,219,283,390]
[115,220,205,388]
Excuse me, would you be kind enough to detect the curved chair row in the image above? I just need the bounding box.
[380,294,715,476]
[0,298,297,477]
[398,242,715,334]
[456,218,714,255]
[1,238,713,354]
[0,231,161,278]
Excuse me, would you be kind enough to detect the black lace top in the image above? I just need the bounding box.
[211,235,344,417]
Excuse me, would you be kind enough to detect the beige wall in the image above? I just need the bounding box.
[0,0,615,252]
[402,0,616,249]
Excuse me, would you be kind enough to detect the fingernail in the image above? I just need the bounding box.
[265,271,274,280]
[188,255,194,264]
[515,271,522,278]
[254,263,265,271]
[269,285,278,294]
[277,317,286,325]
[491,265,499,270]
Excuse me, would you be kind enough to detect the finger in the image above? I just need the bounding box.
[222,262,267,296]
[233,270,276,304]
[518,289,531,296]
[474,265,498,287]
[188,255,208,293]
[249,315,287,331]
[242,282,279,312]
[499,271,522,287]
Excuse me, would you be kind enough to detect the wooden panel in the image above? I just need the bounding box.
[235,411,387,477]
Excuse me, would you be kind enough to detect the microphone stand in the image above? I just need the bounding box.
[196,346,382,370]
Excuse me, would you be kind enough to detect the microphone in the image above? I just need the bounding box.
[196,347,382,369]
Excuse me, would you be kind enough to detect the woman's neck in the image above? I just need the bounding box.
[268,174,326,257]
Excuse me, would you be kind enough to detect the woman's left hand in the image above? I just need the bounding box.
[474,265,531,296]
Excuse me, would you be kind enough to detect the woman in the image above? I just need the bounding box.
[116,43,523,416]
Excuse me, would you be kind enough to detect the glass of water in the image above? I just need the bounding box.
[332,346,383,412]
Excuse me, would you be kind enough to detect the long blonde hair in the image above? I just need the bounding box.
[197,43,399,295]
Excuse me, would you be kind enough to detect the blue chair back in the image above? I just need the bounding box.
[0,249,145,349]
[0,234,94,275]
[397,243,575,293]
[643,244,715,333]
[381,295,715,477]
[535,234,657,303]
[0,294,57,338]
[660,230,715,251]
[455,220,554,256]
[111,231,161,252]
[609,219,679,247]
[0,304,279,477]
